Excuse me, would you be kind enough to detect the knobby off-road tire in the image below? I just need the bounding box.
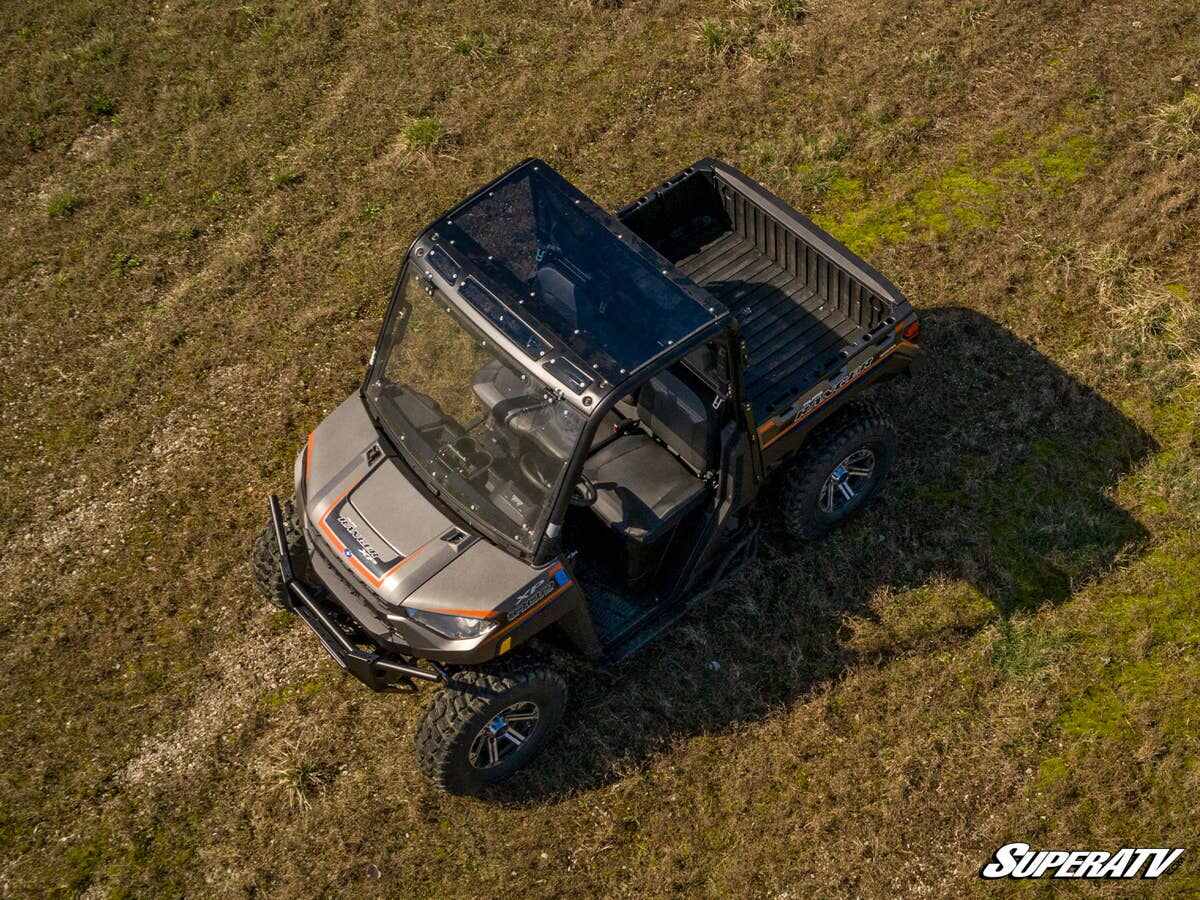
[416,657,568,795]
[781,400,897,540]
[251,499,305,609]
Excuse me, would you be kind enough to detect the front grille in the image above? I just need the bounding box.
[307,527,378,610]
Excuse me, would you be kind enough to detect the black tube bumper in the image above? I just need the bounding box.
[268,495,449,691]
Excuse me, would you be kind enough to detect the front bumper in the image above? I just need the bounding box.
[268,495,449,691]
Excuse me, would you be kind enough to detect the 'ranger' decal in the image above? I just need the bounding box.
[761,345,899,449]
[320,493,408,586]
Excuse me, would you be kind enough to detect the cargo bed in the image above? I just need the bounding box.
[619,161,909,421]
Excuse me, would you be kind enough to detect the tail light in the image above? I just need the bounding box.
[900,320,920,341]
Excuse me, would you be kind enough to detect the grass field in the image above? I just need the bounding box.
[1,0,1198,895]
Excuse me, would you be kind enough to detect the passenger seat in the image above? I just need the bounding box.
[583,372,711,544]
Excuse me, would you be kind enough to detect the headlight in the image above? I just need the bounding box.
[407,608,498,640]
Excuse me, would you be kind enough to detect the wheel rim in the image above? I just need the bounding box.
[468,700,541,769]
[819,448,876,514]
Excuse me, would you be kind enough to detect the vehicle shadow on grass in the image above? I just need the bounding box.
[488,307,1156,803]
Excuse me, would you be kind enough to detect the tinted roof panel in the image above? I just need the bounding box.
[433,162,718,383]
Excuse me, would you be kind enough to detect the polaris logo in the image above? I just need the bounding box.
[336,513,384,564]
[980,843,1184,880]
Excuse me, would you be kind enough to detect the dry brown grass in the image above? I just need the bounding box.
[0,0,1198,896]
[1082,243,1200,385]
[1144,90,1200,159]
[258,737,336,812]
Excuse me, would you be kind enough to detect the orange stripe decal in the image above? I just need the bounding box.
[419,605,501,620]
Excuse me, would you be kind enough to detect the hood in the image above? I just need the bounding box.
[301,394,538,614]
[311,459,479,604]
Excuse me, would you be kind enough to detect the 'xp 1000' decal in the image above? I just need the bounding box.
[506,567,572,622]
[321,495,406,583]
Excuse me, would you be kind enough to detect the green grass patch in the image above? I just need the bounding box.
[403,116,444,151]
[111,252,143,275]
[271,169,306,189]
[990,618,1058,676]
[816,129,1101,255]
[815,166,1000,255]
[698,19,730,54]
[448,31,498,59]
[1036,754,1069,789]
[1051,536,1200,756]
[1035,134,1100,184]
[41,417,98,454]
[85,94,116,117]
[769,0,808,21]
[261,677,329,710]
[48,191,84,218]
[1060,684,1133,741]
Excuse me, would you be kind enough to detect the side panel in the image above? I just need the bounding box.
[757,339,920,471]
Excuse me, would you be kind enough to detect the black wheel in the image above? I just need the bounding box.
[251,499,305,609]
[780,400,897,540]
[416,656,568,795]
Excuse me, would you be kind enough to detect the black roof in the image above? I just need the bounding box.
[418,160,725,396]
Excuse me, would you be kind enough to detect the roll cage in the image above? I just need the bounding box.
[363,159,742,566]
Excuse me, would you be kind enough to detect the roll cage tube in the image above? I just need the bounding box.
[531,320,738,566]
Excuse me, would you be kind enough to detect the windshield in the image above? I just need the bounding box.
[365,267,587,553]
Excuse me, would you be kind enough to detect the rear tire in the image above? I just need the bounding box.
[416,657,568,795]
[251,499,305,609]
[780,400,897,540]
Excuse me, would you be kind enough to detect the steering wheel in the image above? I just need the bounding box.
[520,452,597,506]
[571,474,597,507]
[520,451,554,491]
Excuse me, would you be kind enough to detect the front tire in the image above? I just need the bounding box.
[416,657,568,795]
[251,499,305,609]
[780,400,897,540]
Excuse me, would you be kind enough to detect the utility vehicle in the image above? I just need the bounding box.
[254,158,921,794]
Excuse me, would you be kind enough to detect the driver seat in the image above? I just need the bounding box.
[583,372,710,545]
